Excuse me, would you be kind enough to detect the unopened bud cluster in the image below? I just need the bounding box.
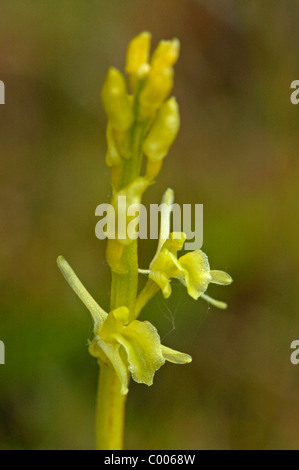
[101,32,180,273]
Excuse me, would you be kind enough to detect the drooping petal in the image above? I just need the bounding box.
[96,337,130,395]
[115,320,165,386]
[161,345,192,364]
[178,250,211,300]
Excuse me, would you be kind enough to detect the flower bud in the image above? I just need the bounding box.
[106,239,127,274]
[143,97,180,161]
[111,177,151,245]
[105,122,122,167]
[101,67,134,132]
[139,67,173,119]
[126,32,151,91]
[145,159,163,181]
[151,39,180,72]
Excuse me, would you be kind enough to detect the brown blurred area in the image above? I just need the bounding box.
[0,0,299,449]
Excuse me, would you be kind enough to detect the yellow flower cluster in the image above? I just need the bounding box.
[102,32,180,273]
[57,32,232,397]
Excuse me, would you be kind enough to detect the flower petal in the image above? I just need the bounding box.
[96,337,129,395]
[210,270,233,286]
[200,293,227,310]
[57,256,107,330]
[161,345,192,364]
[112,306,130,325]
[115,320,165,386]
[149,270,172,298]
[163,232,186,256]
[149,248,182,298]
[99,308,124,341]
[178,250,211,300]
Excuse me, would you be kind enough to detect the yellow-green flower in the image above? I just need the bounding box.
[90,306,191,395]
[135,189,233,315]
[57,256,191,395]
[149,232,233,308]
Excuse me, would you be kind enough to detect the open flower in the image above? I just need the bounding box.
[57,256,191,395]
[89,305,191,394]
[135,189,233,316]
[149,232,232,307]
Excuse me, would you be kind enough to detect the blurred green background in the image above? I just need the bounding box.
[1,0,299,450]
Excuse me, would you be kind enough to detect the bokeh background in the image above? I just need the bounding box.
[1,0,299,450]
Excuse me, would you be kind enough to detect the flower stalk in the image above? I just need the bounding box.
[57,31,232,451]
[96,364,127,450]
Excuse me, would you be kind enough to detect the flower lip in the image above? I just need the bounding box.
[92,307,192,394]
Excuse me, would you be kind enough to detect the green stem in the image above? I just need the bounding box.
[96,119,146,450]
[96,364,127,450]
[121,122,147,187]
[111,241,138,317]
[135,279,160,319]
[110,120,147,318]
